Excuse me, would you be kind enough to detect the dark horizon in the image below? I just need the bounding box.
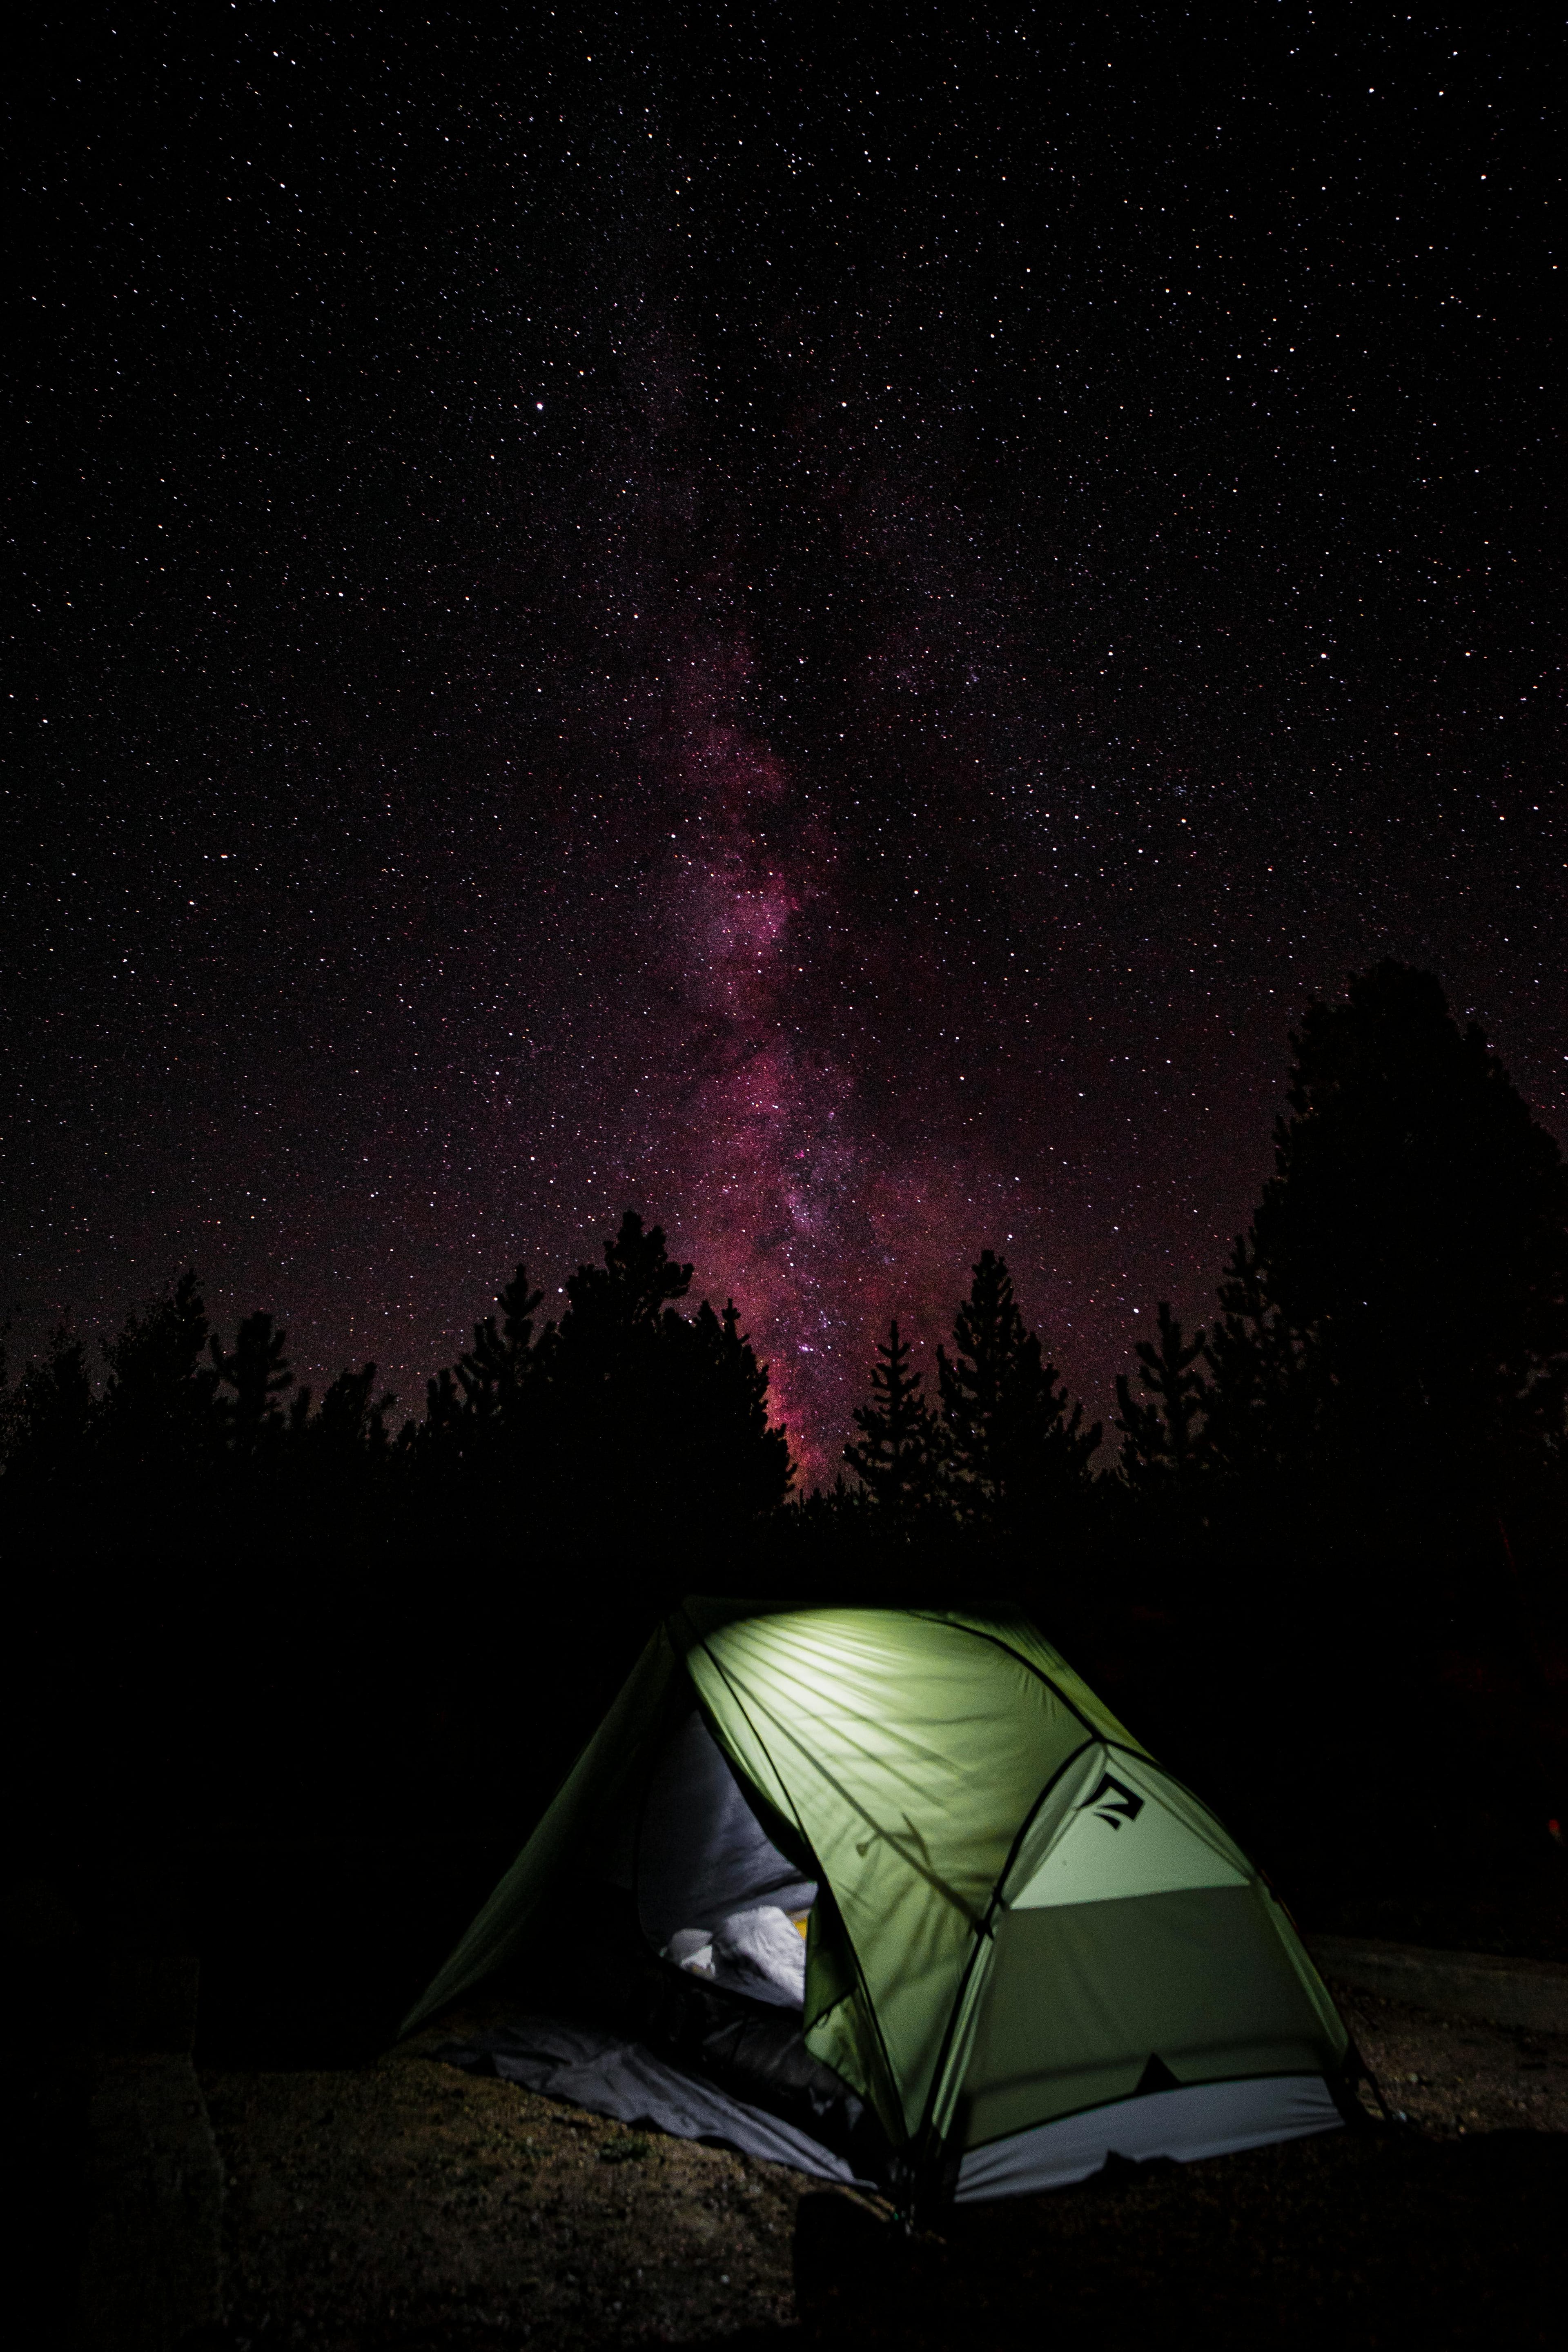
[0,950,1551,1494]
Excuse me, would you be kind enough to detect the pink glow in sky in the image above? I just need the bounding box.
[638,648,1018,1481]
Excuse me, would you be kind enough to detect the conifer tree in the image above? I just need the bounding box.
[525,1211,791,1530]
[1200,1234,1321,1488]
[685,1296,794,1521]
[561,1210,693,1351]
[211,1310,293,1463]
[1206,963,1568,1505]
[455,1265,546,1432]
[0,1328,94,1494]
[410,1365,464,1486]
[938,1251,1099,1530]
[846,1318,942,1524]
[1114,1302,1207,1490]
[307,1362,396,1462]
[100,1270,220,1475]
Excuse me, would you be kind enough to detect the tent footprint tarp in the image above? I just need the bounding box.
[406,1602,1352,2204]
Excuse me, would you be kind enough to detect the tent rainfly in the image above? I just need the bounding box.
[405,1601,1357,2205]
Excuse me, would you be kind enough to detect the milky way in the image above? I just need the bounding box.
[629,629,1020,1473]
[7,15,1562,1481]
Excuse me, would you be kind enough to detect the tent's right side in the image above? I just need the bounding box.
[941,1742,1354,2201]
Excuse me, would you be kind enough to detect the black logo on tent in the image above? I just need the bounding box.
[1135,2053,1181,2097]
[1080,1772,1145,1830]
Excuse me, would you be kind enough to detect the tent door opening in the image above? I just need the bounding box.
[620,1706,818,2008]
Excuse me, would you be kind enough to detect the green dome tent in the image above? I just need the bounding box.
[406,1601,1354,2204]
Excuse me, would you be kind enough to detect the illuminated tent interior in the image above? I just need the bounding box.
[405,1602,1357,2204]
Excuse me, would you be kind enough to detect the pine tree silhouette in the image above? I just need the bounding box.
[211,1310,293,1464]
[1114,1302,1207,1490]
[1205,962,1568,1510]
[938,1251,1099,1530]
[100,1270,220,1481]
[307,1363,396,1463]
[421,1364,462,1445]
[455,1265,546,1430]
[685,1296,794,1522]
[1201,1233,1320,1488]
[0,1327,94,1497]
[561,1209,693,1346]
[845,1319,942,1524]
[486,1210,794,1536]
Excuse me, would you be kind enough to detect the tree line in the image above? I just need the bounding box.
[4,961,1566,1589]
[0,1210,786,1547]
[845,962,1568,1591]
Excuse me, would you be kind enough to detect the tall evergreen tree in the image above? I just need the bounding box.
[938,1251,1099,1530]
[846,1318,942,1524]
[1207,963,1568,1508]
[1201,1233,1321,1490]
[0,1327,94,1496]
[100,1270,220,1477]
[683,1296,794,1523]
[559,1210,693,1356]
[455,1265,546,1429]
[211,1310,293,1465]
[1114,1302,1207,1491]
[305,1362,396,1465]
[534,1211,791,1531]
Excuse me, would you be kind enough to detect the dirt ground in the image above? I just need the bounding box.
[202,1981,1568,2350]
[205,2002,806,2351]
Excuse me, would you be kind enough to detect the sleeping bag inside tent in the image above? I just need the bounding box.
[405,1601,1356,2205]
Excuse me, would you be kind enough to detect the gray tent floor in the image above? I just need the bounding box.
[432,2013,873,2186]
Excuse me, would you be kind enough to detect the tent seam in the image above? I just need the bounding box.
[910,1733,1100,2185]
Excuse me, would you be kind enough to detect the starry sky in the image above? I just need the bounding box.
[7,9,1561,1478]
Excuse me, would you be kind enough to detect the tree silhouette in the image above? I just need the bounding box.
[530,1212,792,1534]
[938,1250,1099,1530]
[845,1318,943,1525]
[1201,1233,1321,1491]
[560,1209,694,1346]
[1114,1302,1207,1491]
[1207,962,1568,1513]
[0,1327,94,1497]
[100,1269,219,1484]
[455,1265,546,1430]
[682,1296,793,1525]
[212,1310,293,1466]
[545,1211,693,1472]
[404,1264,550,1497]
[307,1363,396,1465]
[419,1363,463,1456]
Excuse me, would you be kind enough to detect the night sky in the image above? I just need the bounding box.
[7,11,1561,1479]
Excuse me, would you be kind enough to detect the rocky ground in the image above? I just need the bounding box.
[201,1980,1568,2349]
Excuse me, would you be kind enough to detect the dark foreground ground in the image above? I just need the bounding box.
[198,1981,1567,2350]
